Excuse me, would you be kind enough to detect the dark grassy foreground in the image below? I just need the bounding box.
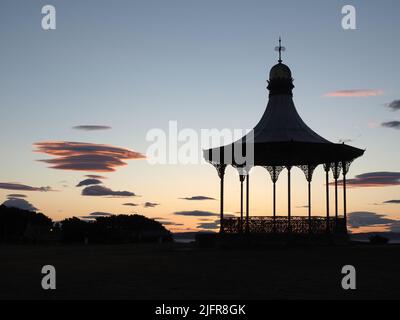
[0,243,399,300]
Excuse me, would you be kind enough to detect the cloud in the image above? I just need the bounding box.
[197,221,220,230]
[2,198,38,212]
[79,212,114,220]
[333,172,400,188]
[7,194,27,198]
[158,220,184,226]
[81,185,136,197]
[348,212,395,229]
[144,202,160,208]
[85,175,107,179]
[174,210,219,217]
[89,212,113,216]
[180,196,216,201]
[0,182,52,192]
[382,121,400,130]
[76,178,103,187]
[386,100,400,111]
[324,89,384,97]
[72,125,111,131]
[123,203,139,207]
[384,200,400,204]
[34,141,145,172]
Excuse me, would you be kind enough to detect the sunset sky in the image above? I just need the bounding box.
[0,0,399,233]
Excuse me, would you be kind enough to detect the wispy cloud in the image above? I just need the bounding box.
[144,202,160,208]
[156,219,184,226]
[34,141,145,172]
[324,89,384,98]
[332,172,400,188]
[384,200,400,204]
[76,178,103,187]
[123,203,139,207]
[382,121,400,130]
[0,182,53,192]
[85,175,107,179]
[386,100,400,111]
[180,196,216,201]
[81,185,136,197]
[72,125,111,131]
[79,212,114,221]
[174,210,219,217]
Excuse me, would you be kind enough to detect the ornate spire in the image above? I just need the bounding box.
[274,37,286,63]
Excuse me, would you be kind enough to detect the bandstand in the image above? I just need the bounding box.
[203,40,365,237]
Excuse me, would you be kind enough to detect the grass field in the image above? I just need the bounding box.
[0,243,399,300]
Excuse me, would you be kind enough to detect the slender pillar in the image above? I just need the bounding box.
[335,176,338,220]
[325,164,330,233]
[341,160,352,233]
[220,171,225,234]
[265,166,282,233]
[300,164,315,234]
[273,181,277,229]
[239,175,245,233]
[308,179,312,233]
[287,166,292,233]
[215,164,226,234]
[343,171,347,223]
[246,173,250,234]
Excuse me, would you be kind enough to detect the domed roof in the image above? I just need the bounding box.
[269,63,292,80]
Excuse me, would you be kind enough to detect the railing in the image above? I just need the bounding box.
[223,216,347,234]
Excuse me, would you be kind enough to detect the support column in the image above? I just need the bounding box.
[215,164,227,234]
[246,173,250,234]
[239,174,245,233]
[299,165,316,234]
[265,166,283,233]
[287,166,292,233]
[330,162,342,226]
[308,179,311,232]
[342,160,352,232]
[324,163,331,233]
[273,181,277,230]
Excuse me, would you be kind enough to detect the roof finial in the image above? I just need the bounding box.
[274,37,286,63]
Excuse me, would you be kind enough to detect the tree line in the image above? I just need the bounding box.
[0,205,172,244]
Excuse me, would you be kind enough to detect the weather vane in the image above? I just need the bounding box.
[274,37,286,63]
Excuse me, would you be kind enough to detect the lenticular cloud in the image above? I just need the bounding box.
[34,141,145,172]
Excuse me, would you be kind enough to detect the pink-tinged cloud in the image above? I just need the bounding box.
[34,141,145,172]
[324,89,384,98]
[331,172,400,188]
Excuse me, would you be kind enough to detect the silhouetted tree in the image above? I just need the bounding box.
[0,205,53,243]
[59,214,172,244]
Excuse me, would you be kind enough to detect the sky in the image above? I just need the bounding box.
[0,0,399,233]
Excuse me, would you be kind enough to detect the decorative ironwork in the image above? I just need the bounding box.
[341,160,353,176]
[233,165,250,178]
[330,162,342,180]
[323,162,331,172]
[264,166,284,183]
[223,216,346,235]
[213,164,227,179]
[298,164,317,182]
